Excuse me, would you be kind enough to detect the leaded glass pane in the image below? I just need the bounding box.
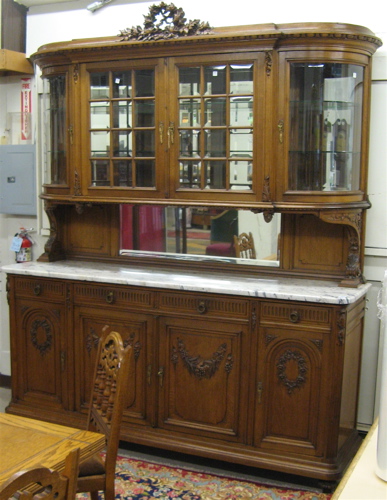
[179,98,201,127]
[91,159,109,186]
[90,72,109,99]
[113,160,132,186]
[113,71,132,98]
[230,129,253,157]
[204,161,226,189]
[204,66,226,95]
[91,130,110,156]
[135,100,155,127]
[135,130,155,157]
[179,67,200,96]
[90,102,110,129]
[230,97,253,127]
[135,69,155,97]
[230,64,253,94]
[136,160,155,187]
[205,98,226,126]
[112,101,132,128]
[180,130,200,157]
[204,129,226,157]
[112,130,132,157]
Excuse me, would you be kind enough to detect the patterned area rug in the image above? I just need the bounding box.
[76,454,332,499]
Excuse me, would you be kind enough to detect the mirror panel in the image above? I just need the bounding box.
[120,206,280,267]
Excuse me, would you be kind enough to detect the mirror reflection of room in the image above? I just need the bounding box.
[120,206,280,266]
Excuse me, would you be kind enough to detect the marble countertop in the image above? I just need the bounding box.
[1,261,371,305]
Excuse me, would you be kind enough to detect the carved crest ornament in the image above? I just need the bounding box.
[119,3,212,42]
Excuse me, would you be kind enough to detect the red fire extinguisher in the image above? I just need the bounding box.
[15,228,33,263]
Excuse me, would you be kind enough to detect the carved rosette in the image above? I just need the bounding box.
[310,338,323,351]
[30,319,53,356]
[277,349,307,394]
[172,338,232,379]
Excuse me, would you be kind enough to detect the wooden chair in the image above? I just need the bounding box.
[233,232,256,259]
[77,326,132,500]
[0,448,80,500]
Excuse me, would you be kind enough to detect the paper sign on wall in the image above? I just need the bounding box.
[21,78,32,142]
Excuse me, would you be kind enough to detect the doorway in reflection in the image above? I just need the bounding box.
[120,205,280,266]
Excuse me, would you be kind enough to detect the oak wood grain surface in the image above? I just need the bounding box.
[0,413,105,485]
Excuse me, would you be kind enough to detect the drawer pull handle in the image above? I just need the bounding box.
[197,300,207,314]
[157,366,164,387]
[106,291,115,304]
[289,310,300,323]
[257,381,263,404]
[33,284,41,296]
[278,120,284,144]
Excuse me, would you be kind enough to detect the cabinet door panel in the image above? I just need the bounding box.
[168,52,266,203]
[80,59,167,199]
[277,51,370,204]
[255,327,329,456]
[73,306,154,427]
[14,299,68,410]
[158,316,248,442]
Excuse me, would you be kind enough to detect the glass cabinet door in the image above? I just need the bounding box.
[288,62,364,192]
[174,60,256,194]
[42,74,67,185]
[88,67,158,189]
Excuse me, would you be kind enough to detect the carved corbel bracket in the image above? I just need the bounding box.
[319,209,365,287]
[37,201,66,262]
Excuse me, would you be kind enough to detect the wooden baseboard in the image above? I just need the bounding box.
[0,374,11,388]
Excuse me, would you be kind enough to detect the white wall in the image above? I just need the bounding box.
[24,0,387,57]
[1,0,386,426]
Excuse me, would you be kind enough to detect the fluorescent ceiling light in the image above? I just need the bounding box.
[87,0,114,12]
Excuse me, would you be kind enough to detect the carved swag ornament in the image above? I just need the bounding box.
[119,3,212,42]
[172,338,233,379]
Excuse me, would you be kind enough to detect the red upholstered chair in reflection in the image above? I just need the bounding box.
[76,327,132,500]
[205,210,238,257]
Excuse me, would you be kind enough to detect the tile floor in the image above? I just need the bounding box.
[0,385,328,494]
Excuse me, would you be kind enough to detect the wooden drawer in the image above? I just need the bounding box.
[73,282,154,309]
[259,300,332,330]
[158,291,249,319]
[12,276,66,300]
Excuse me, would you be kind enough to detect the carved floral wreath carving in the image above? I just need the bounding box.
[119,3,212,42]
[277,349,307,394]
[30,319,52,356]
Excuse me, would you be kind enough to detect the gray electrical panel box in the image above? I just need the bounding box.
[0,145,36,216]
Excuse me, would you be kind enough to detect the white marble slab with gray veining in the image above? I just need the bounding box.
[1,261,371,305]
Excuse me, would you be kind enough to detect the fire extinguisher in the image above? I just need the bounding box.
[15,228,33,263]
